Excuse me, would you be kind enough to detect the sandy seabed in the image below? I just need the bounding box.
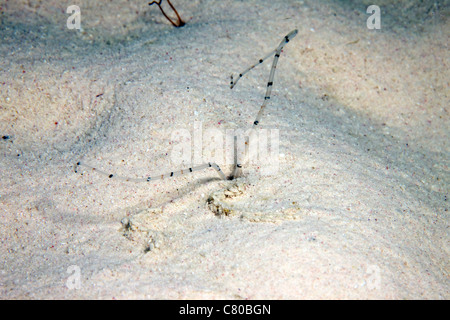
[0,0,448,299]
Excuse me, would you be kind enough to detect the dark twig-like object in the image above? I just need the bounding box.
[149,0,185,27]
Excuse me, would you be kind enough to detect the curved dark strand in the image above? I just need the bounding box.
[166,0,185,27]
[149,0,185,28]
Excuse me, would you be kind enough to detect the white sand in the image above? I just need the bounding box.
[0,0,448,299]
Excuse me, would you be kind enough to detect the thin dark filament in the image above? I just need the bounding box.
[149,0,185,28]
